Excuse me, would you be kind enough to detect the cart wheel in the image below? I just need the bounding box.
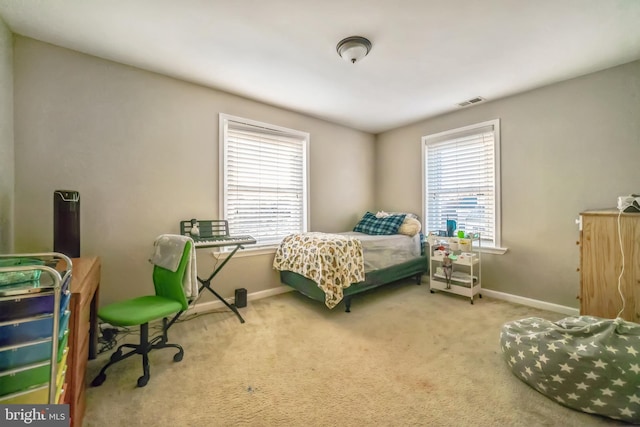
[479,294,482,298]
[470,299,474,305]
[91,373,106,387]
[430,290,435,294]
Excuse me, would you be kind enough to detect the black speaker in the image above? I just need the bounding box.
[54,190,80,258]
[234,288,247,308]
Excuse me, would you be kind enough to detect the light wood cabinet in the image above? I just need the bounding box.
[580,210,640,322]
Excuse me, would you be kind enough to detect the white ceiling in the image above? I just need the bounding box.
[1,0,639,134]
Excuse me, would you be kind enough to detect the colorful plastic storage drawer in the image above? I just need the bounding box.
[0,362,50,396]
[0,384,48,404]
[57,382,67,404]
[2,340,48,371]
[57,346,68,370]
[0,282,70,323]
[55,380,64,404]
[58,330,69,358]
[59,290,71,313]
[0,310,70,347]
[58,330,69,360]
[58,310,70,340]
[56,358,67,390]
[0,258,44,286]
[0,329,68,371]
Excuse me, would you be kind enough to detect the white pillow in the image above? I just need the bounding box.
[397,217,421,237]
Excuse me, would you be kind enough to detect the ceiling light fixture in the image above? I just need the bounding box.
[336,36,372,64]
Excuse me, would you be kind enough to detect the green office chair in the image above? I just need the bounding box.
[91,240,192,388]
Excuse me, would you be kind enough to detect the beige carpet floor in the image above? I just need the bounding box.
[83,280,625,426]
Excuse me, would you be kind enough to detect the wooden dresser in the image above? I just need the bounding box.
[66,257,101,427]
[580,210,639,322]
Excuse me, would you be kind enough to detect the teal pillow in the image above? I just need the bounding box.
[353,212,406,235]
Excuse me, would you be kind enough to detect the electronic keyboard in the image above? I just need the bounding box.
[179,219,256,248]
[178,219,253,324]
[192,235,256,248]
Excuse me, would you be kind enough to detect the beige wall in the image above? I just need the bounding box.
[11,34,640,310]
[376,60,640,308]
[0,18,13,253]
[13,37,375,306]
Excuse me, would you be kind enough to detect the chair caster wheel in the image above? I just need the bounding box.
[173,352,184,362]
[91,373,106,387]
[137,375,149,387]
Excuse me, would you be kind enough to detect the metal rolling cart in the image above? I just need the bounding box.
[0,253,73,404]
[428,233,482,304]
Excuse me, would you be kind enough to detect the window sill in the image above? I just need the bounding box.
[477,245,508,255]
[213,246,277,259]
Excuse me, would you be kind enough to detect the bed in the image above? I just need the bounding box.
[273,212,429,312]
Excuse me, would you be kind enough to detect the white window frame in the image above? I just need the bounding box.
[219,113,309,251]
[421,119,506,254]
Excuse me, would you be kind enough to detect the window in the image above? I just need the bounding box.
[220,114,309,249]
[422,119,503,250]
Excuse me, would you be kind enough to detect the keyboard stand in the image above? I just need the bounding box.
[196,243,246,324]
[180,219,256,324]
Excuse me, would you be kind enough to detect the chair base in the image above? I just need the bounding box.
[91,315,183,388]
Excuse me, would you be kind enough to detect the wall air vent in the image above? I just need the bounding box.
[457,96,485,107]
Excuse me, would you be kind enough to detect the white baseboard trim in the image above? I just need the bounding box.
[187,285,293,316]
[186,284,579,317]
[481,288,579,316]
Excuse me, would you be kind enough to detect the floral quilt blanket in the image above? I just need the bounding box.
[273,232,365,309]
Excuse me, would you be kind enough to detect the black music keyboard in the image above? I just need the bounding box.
[192,235,256,248]
[180,219,256,248]
[179,219,254,324]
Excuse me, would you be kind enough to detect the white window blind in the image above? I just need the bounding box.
[423,120,501,248]
[221,114,308,248]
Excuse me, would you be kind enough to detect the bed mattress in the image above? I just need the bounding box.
[340,232,421,272]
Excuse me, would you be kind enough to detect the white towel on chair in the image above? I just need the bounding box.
[150,234,198,301]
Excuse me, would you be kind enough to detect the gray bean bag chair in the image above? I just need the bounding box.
[500,315,640,424]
